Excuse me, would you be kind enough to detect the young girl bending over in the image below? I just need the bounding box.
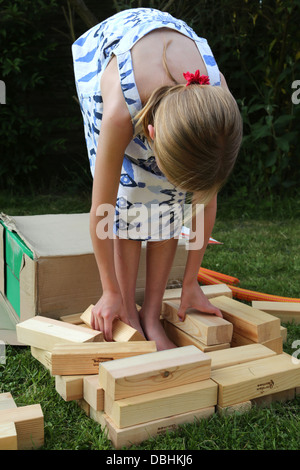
[72,8,243,350]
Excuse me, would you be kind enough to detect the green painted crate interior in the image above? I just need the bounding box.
[1,220,34,317]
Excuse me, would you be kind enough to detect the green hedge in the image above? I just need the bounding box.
[1,0,299,198]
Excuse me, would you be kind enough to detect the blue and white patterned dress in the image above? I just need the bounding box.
[72,8,221,241]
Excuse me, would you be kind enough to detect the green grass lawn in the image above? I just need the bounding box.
[0,190,299,450]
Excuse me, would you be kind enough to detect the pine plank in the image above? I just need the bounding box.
[59,313,83,324]
[210,296,281,342]
[76,399,90,416]
[51,341,157,376]
[280,326,287,343]
[89,408,106,427]
[161,301,233,345]
[0,422,18,450]
[163,320,230,352]
[104,379,218,428]
[207,344,277,370]
[0,392,17,410]
[211,353,300,407]
[55,375,86,401]
[252,388,296,407]
[162,289,182,301]
[16,316,103,351]
[112,319,146,342]
[0,404,44,450]
[162,284,232,302]
[99,345,211,400]
[31,346,52,372]
[103,407,215,449]
[261,336,283,354]
[231,331,283,353]
[201,284,233,299]
[83,375,104,411]
[252,301,300,324]
[216,401,252,416]
[80,305,145,341]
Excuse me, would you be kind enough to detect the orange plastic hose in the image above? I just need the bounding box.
[228,285,300,303]
[197,269,300,303]
[197,272,223,285]
[199,267,240,286]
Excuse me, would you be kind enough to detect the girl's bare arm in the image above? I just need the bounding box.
[90,57,133,339]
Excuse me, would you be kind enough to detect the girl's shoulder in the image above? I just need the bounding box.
[131,28,209,104]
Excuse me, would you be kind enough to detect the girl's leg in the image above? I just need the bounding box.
[113,237,144,336]
[140,237,179,350]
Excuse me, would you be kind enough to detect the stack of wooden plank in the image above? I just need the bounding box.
[252,301,300,325]
[206,343,300,413]
[16,314,157,376]
[209,295,284,353]
[96,345,216,448]
[160,291,300,415]
[14,285,300,449]
[0,392,44,450]
[161,287,287,354]
[161,285,234,352]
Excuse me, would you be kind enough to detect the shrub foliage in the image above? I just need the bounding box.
[0,0,299,197]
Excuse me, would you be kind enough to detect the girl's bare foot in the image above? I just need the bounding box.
[139,306,177,351]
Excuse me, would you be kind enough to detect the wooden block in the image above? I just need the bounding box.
[161,301,233,345]
[55,375,86,401]
[104,379,218,428]
[0,404,44,450]
[89,408,106,427]
[262,336,283,354]
[31,346,52,372]
[211,353,300,407]
[51,341,157,376]
[231,331,253,347]
[201,284,233,299]
[280,326,287,343]
[251,392,272,408]
[80,305,97,328]
[162,284,232,302]
[99,345,211,401]
[80,304,145,341]
[83,375,104,411]
[163,320,230,352]
[207,344,277,371]
[16,316,103,351]
[252,301,300,324]
[252,388,295,407]
[217,401,252,416]
[0,392,17,410]
[103,407,215,449]
[59,313,83,325]
[112,319,146,342]
[162,288,182,301]
[0,422,18,450]
[76,399,90,416]
[231,331,283,353]
[210,296,281,343]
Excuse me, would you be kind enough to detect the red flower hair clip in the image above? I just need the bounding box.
[183,70,210,86]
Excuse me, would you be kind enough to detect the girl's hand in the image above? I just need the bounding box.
[91,291,128,342]
[178,280,223,322]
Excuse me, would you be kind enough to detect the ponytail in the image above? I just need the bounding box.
[134,85,174,140]
[134,41,181,140]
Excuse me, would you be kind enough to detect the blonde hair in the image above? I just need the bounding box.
[134,55,243,207]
